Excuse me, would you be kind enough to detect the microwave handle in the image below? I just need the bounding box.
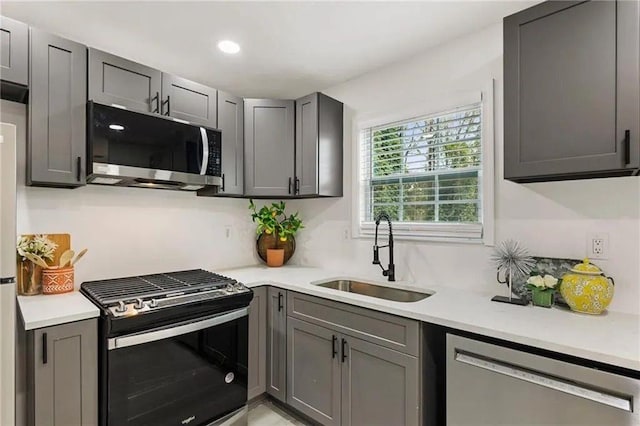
[108,307,248,350]
[199,127,210,175]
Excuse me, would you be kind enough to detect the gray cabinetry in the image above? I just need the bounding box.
[29,29,86,187]
[0,16,28,86]
[267,287,287,402]
[88,48,162,113]
[161,73,217,127]
[287,317,341,426]
[29,319,98,426]
[244,99,295,197]
[248,286,267,400]
[504,0,640,181]
[295,93,343,197]
[217,91,244,195]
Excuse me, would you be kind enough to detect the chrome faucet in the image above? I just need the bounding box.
[373,212,395,282]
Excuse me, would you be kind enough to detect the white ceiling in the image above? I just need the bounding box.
[1,1,536,99]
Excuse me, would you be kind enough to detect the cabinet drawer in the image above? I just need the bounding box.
[287,291,419,356]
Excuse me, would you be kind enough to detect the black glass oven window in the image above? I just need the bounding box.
[90,103,220,176]
[108,317,248,426]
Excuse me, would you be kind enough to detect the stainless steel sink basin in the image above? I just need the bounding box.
[316,280,432,302]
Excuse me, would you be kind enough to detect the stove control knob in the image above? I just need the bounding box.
[115,301,127,313]
[148,299,158,308]
[134,298,144,309]
[226,284,236,293]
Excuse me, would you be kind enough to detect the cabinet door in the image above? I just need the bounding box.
[295,93,319,196]
[244,99,295,197]
[504,1,637,181]
[247,286,267,400]
[0,16,28,86]
[29,29,86,187]
[287,318,341,426]
[88,48,161,113]
[161,73,217,127]
[218,91,244,195]
[266,287,287,402]
[341,336,419,426]
[32,319,97,426]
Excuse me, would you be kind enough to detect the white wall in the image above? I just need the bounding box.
[1,101,258,288]
[288,23,640,315]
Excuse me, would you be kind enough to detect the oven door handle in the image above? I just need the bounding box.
[108,307,248,350]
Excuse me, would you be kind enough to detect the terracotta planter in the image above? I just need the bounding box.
[257,232,295,265]
[266,249,285,267]
[42,267,74,295]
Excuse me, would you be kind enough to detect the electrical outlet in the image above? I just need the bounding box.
[225,226,232,240]
[587,233,609,259]
[343,228,349,240]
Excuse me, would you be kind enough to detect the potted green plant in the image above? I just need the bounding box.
[526,273,560,308]
[249,200,304,267]
[16,234,58,295]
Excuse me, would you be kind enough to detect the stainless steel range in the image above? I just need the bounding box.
[81,269,253,426]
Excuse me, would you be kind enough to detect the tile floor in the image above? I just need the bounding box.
[247,399,310,426]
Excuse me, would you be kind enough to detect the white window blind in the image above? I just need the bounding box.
[359,103,484,241]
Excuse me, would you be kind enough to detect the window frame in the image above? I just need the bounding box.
[351,81,495,245]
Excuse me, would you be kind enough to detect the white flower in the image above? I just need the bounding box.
[543,275,558,288]
[527,275,545,288]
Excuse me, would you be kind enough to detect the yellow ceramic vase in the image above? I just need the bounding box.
[560,258,614,315]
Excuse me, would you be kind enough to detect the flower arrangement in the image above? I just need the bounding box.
[248,200,304,244]
[526,273,560,308]
[16,234,58,262]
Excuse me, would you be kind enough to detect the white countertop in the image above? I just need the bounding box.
[222,265,640,372]
[18,292,100,330]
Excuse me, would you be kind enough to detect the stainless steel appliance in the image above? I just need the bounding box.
[87,101,222,191]
[0,123,17,426]
[447,334,640,425]
[81,270,253,426]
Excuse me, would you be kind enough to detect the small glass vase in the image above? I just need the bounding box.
[531,288,554,308]
[19,261,43,296]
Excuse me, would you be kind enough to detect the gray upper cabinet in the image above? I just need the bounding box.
[88,48,161,113]
[287,317,341,426]
[341,336,420,426]
[295,93,343,197]
[29,319,98,426]
[504,0,640,182]
[248,286,267,400]
[0,16,28,86]
[218,91,244,195]
[161,73,217,127]
[29,28,86,187]
[244,99,295,197]
[267,287,287,402]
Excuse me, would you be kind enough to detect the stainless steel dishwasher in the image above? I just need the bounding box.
[447,334,640,425]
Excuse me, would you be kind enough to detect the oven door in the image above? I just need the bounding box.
[106,308,248,426]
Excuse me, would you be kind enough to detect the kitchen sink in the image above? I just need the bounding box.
[315,280,432,302]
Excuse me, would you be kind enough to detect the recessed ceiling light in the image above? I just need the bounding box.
[109,124,125,131]
[217,40,240,54]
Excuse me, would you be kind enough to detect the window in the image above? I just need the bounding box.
[356,95,493,243]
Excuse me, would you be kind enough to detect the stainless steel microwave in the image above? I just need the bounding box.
[87,102,222,191]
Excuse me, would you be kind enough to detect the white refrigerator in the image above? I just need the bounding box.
[0,122,17,426]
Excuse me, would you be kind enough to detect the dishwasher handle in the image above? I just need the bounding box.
[455,350,633,413]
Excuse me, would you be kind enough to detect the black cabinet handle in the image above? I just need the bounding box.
[295,177,300,195]
[42,333,48,364]
[162,95,171,116]
[152,91,160,113]
[332,335,338,359]
[278,292,283,312]
[624,130,631,165]
[341,338,347,363]
[288,177,292,194]
[76,156,82,182]
[221,174,225,192]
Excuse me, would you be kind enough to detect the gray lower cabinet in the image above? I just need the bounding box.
[28,29,86,187]
[244,99,295,197]
[295,93,343,197]
[0,16,28,86]
[28,319,98,426]
[217,91,244,195]
[267,287,287,402]
[161,73,217,127]
[248,286,267,400]
[504,0,640,182]
[88,48,162,113]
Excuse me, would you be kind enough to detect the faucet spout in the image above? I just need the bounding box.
[373,212,395,281]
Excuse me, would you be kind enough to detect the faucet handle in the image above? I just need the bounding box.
[372,246,380,265]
